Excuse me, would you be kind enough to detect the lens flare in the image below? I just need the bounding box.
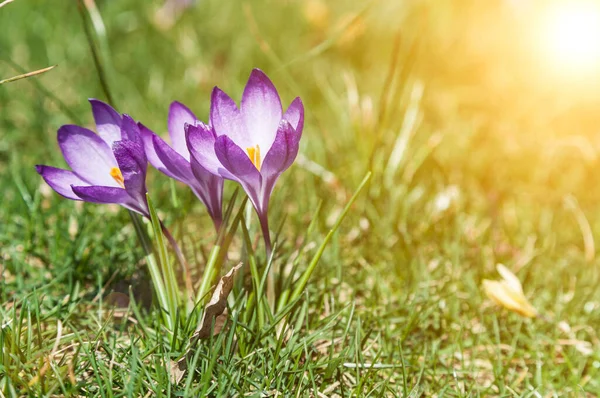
[540,1,600,72]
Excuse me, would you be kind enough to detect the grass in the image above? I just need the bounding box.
[2,0,600,395]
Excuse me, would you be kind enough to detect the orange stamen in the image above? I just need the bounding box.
[110,167,125,188]
[246,144,261,170]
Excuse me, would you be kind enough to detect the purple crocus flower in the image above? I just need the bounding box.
[36,100,150,217]
[140,102,223,229]
[186,69,304,253]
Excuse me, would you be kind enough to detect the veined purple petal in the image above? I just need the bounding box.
[283,97,304,133]
[214,135,263,212]
[113,140,147,196]
[189,156,218,186]
[210,87,251,149]
[89,99,122,146]
[189,159,224,228]
[140,124,177,179]
[214,135,262,181]
[168,101,196,159]
[186,123,234,179]
[152,134,194,182]
[121,114,143,145]
[71,185,148,216]
[71,185,129,204]
[241,69,282,154]
[261,119,300,179]
[57,124,120,187]
[113,140,148,215]
[259,120,300,226]
[36,165,88,200]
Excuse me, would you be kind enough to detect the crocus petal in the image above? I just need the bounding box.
[186,123,234,179]
[152,134,194,182]
[283,97,304,133]
[57,124,120,187]
[482,280,538,318]
[482,264,538,318]
[71,185,130,204]
[189,157,224,227]
[209,87,251,149]
[256,120,300,227]
[71,185,147,216]
[113,140,147,196]
[120,114,143,145]
[496,264,524,294]
[214,135,262,181]
[240,69,282,153]
[113,140,148,215]
[168,101,196,158]
[140,123,177,179]
[261,119,301,179]
[89,99,122,146]
[214,135,263,212]
[36,165,88,200]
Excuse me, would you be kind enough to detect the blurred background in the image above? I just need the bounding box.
[4,0,600,200]
[3,0,600,392]
[3,0,600,283]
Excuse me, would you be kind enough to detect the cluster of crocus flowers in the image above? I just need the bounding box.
[37,69,303,256]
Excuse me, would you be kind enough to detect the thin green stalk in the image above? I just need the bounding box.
[195,194,247,305]
[195,244,222,305]
[288,172,372,304]
[147,194,179,329]
[128,212,170,328]
[240,220,264,330]
[77,0,114,106]
[146,254,172,328]
[161,222,195,308]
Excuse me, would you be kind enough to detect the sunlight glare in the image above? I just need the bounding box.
[541,1,600,72]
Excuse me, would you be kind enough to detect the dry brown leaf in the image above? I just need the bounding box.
[193,262,242,341]
[169,357,187,385]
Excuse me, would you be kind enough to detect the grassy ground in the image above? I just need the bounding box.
[2,0,600,396]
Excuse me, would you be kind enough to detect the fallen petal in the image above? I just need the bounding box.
[482,265,538,318]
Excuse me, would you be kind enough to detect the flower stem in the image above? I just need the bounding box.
[128,211,171,329]
[77,0,114,106]
[147,194,179,329]
[260,217,272,258]
[195,194,247,306]
[258,211,275,308]
[195,244,221,305]
[160,221,195,308]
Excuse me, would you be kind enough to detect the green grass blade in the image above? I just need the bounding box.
[289,172,372,303]
[147,193,178,332]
